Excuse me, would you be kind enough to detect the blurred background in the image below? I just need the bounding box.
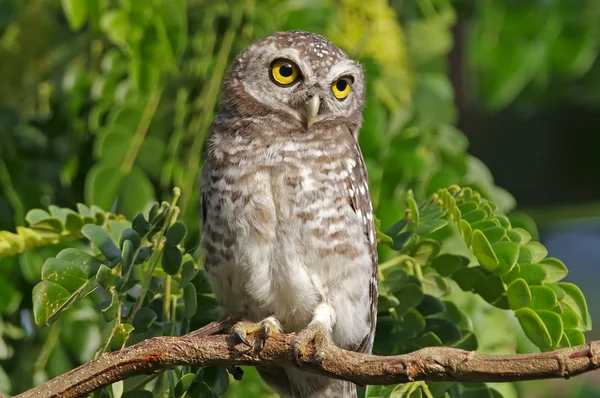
[0,0,599,396]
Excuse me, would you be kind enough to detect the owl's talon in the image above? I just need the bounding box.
[312,353,324,367]
[293,322,331,366]
[233,329,252,347]
[231,317,282,350]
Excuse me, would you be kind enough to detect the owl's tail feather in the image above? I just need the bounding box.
[292,380,357,398]
[259,367,357,398]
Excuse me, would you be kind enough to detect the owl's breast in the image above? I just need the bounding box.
[202,135,370,333]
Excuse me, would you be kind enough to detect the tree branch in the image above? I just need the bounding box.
[15,318,600,398]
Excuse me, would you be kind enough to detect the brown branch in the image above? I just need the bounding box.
[15,318,600,398]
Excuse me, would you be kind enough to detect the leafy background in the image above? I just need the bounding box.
[0,0,599,397]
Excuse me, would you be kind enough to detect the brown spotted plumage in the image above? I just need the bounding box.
[200,31,377,398]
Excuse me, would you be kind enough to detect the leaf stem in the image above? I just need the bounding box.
[120,85,163,174]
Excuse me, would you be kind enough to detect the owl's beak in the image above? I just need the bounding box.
[305,95,320,128]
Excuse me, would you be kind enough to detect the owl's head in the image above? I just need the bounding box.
[221,31,365,130]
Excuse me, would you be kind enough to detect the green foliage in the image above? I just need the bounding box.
[0,0,596,397]
[468,0,600,108]
[377,187,590,360]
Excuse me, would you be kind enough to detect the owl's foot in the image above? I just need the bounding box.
[293,322,332,367]
[231,316,282,350]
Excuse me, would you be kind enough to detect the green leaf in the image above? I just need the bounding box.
[421,273,450,297]
[162,244,183,275]
[121,239,135,277]
[76,203,97,224]
[112,323,134,350]
[459,219,472,246]
[100,289,119,322]
[471,230,499,271]
[462,209,487,224]
[394,283,424,316]
[183,283,197,319]
[56,248,102,279]
[515,308,552,351]
[135,246,152,264]
[41,258,88,292]
[564,329,585,346]
[506,227,531,244]
[117,168,155,219]
[175,373,196,397]
[416,331,443,347]
[166,221,187,246]
[558,282,591,330]
[123,391,154,398]
[391,231,414,250]
[474,275,505,304]
[407,193,420,228]
[133,308,158,333]
[100,10,130,47]
[202,366,229,396]
[490,240,519,275]
[528,286,558,310]
[119,228,141,250]
[64,213,84,236]
[82,224,121,264]
[179,256,198,289]
[431,254,468,277]
[517,241,548,263]
[536,310,563,348]
[480,226,506,244]
[547,284,566,301]
[518,263,547,285]
[96,264,118,291]
[378,293,400,312]
[416,295,446,316]
[32,281,71,325]
[452,267,485,291]
[0,365,11,395]
[415,218,448,235]
[560,305,580,329]
[539,258,568,283]
[61,0,88,30]
[442,301,472,330]
[452,331,478,350]
[458,201,478,214]
[112,380,123,398]
[185,381,213,398]
[26,209,63,232]
[411,240,441,265]
[507,278,531,310]
[384,219,408,236]
[132,212,150,236]
[470,219,499,231]
[84,162,124,212]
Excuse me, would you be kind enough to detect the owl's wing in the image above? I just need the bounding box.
[347,140,378,354]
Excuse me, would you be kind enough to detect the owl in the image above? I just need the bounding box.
[200,31,378,398]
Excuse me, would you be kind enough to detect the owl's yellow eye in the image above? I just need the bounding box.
[332,77,352,100]
[270,59,300,86]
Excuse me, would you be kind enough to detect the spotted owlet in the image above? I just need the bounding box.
[200,31,378,398]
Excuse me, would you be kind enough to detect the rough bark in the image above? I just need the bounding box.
[15,317,600,398]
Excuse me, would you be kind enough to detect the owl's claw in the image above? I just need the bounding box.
[231,317,282,350]
[233,328,252,347]
[293,322,331,367]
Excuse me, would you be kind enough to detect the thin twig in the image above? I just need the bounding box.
[15,320,600,398]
